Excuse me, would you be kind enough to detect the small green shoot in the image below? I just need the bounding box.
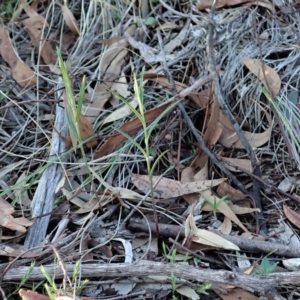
[254,257,278,275]
[40,265,59,300]
[202,195,228,219]
[196,283,212,295]
[112,68,179,230]
[7,260,36,298]
[170,272,178,300]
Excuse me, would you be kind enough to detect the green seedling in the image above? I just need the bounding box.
[196,283,212,295]
[112,67,179,229]
[254,257,278,275]
[202,195,228,219]
[170,272,178,300]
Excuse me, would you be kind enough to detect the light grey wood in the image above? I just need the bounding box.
[24,82,68,248]
[2,260,299,294]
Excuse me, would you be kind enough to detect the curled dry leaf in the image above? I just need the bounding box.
[283,203,300,229]
[218,216,232,235]
[241,57,281,98]
[131,174,226,199]
[185,213,240,250]
[94,100,173,158]
[0,197,33,232]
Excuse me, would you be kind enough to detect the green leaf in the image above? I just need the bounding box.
[258,257,278,274]
[144,17,157,27]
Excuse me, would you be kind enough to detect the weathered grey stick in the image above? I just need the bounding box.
[24,80,68,248]
[2,260,299,294]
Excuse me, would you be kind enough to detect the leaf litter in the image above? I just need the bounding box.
[0,0,300,299]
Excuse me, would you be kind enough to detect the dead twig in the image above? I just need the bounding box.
[128,218,300,258]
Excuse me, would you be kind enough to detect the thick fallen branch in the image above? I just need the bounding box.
[1,260,299,294]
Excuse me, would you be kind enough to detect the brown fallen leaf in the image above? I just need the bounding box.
[0,197,33,232]
[60,3,80,35]
[22,16,58,73]
[0,24,37,87]
[131,174,226,199]
[283,203,300,229]
[181,167,198,204]
[228,202,260,215]
[94,100,173,158]
[241,57,281,98]
[219,157,252,173]
[19,289,50,300]
[217,182,248,200]
[218,110,271,149]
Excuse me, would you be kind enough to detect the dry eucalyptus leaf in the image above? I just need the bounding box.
[241,57,281,98]
[283,203,300,229]
[228,202,260,215]
[132,174,226,199]
[103,97,138,124]
[218,110,271,149]
[219,157,252,173]
[60,4,80,35]
[185,213,240,250]
[176,285,199,300]
[23,17,59,73]
[181,167,199,204]
[217,182,248,200]
[11,60,37,87]
[0,24,18,67]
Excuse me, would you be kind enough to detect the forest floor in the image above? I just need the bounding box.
[1,0,300,299]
